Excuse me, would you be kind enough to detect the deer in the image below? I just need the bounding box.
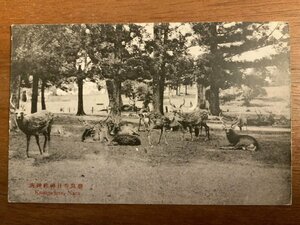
[138,108,171,147]
[237,114,248,131]
[219,114,258,151]
[81,114,141,146]
[106,117,141,146]
[169,98,210,141]
[220,113,248,131]
[10,95,54,158]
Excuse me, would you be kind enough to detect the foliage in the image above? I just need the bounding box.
[192,22,289,115]
[12,22,290,116]
[241,85,267,106]
[122,80,152,108]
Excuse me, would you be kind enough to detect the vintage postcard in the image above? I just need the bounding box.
[9,22,291,204]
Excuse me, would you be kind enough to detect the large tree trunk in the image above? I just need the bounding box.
[209,84,221,115]
[41,79,46,110]
[152,23,169,115]
[196,82,206,109]
[106,79,122,116]
[176,84,180,96]
[208,24,221,116]
[76,77,86,116]
[159,75,165,113]
[152,73,164,114]
[119,87,123,108]
[17,75,21,109]
[10,63,21,109]
[31,74,39,113]
[10,75,21,109]
[10,73,21,130]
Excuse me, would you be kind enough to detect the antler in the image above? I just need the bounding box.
[168,97,177,109]
[114,115,121,124]
[103,108,112,122]
[78,118,90,127]
[179,98,185,108]
[218,112,226,126]
[10,94,16,111]
[255,108,262,117]
[20,105,26,111]
[231,117,239,128]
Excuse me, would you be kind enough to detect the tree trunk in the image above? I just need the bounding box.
[10,76,21,108]
[106,79,122,116]
[119,88,123,108]
[176,85,180,96]
[207,24,221,116]
[76,77,86,116]
[209,84,221,115]
[31,74,39,113]
[41,79,46,110]
[152,73,164,114]
[10,74,21,130]
[17,75,21,108]
[152,23,170,115]
[196,82,206,109]
[185,85,188,95]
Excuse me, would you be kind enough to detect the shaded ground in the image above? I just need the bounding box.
[8,116,291,204]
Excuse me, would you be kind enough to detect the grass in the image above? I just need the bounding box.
[9,115,291,168]
[8,114,291,205]
[9,84,292,204]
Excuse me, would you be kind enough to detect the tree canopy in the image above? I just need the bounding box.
[11,22,290,116]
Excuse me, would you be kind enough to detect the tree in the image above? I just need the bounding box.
[122,80,153,110]
[167,56,194,96]
[193,53,211,109]
[11,26,38,112]
[58,24,100,116]
[86,24,150,115]
[12,25,64,113]
[192,22,290,115]
[146,23,191,114]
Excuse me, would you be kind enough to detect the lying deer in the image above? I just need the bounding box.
[169,98,210,141]
[81,115,141,146]
[219,114,258,151]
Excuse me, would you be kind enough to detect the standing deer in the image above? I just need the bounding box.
[138,109,171,147]
[10,96,54,157]
[237,114,248,131]
[169,98,210,141]
[219,114,258,151]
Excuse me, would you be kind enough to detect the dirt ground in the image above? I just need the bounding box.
[8,115,291,205]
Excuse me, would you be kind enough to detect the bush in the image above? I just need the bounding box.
[241,85,267,106]
[121,81,152,109]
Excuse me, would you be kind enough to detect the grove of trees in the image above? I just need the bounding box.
[10,22,290,119]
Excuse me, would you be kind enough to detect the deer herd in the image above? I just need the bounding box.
[10,95,259,158]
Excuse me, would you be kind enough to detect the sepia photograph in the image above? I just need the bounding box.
[8,22,291,204]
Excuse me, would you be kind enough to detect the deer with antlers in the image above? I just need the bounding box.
[169,98,210,141]
[10,95,54,157]
[138,108,171,147]
[81,113,141,146]
[219,114,258,151]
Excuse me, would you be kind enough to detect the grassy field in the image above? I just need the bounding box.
[20,84,291,118]
[9,84,291,204]
[8,114,291,204]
